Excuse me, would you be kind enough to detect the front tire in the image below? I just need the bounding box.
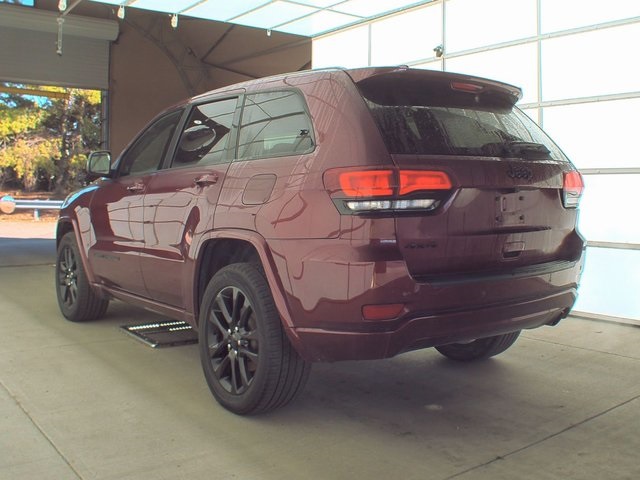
[55,232,109,322]
[435,331,521,361]
[199,263,310,415]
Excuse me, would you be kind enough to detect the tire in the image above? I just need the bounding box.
[199,263,311,415]
[435,331,521,362]
[55,232,109,322]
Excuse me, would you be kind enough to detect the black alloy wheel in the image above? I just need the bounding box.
[58,242,79,310]
[55,232,109,322]
[199,263,310,415]
[207,285,260,395]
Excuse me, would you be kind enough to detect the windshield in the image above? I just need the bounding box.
[364,100,568,161]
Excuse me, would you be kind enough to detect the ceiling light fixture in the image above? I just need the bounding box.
[171,13,178,28]
[267,29,272,37]
[58,0,67,11]
[117,5,125,19]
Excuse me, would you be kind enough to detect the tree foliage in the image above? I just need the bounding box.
[0,83,102,194]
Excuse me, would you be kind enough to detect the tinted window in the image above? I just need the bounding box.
[237,91,314,160]
[120,110,182,176]
[173,98,238,166]
[359,74,567,161]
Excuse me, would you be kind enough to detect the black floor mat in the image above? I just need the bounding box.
[120,320,198,348]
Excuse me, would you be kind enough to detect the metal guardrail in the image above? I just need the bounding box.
[0,195,63,219]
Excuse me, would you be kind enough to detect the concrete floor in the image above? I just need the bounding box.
[1,221,639,480]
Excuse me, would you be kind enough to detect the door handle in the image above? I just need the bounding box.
[126,183,145,193]
[194,174,219,187]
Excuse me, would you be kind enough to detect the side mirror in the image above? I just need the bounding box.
[87,151,113,179]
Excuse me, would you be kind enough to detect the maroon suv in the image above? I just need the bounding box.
[55,67,585,414]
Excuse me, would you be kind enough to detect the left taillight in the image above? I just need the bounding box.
[324,168,453,214]
[562,171,584,208]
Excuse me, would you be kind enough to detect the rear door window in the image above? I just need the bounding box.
[237,91,314,160]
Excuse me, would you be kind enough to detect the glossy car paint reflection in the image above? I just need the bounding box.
[57,67,584,362]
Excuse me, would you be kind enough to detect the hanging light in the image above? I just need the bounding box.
[58,0,67,11]
[117,5,125,19]
[267,29,272,37]
[171,13,178,28]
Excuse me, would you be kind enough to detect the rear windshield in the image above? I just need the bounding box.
[359,75,568,162]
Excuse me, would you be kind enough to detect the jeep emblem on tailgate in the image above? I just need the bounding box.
[507,164,533,181]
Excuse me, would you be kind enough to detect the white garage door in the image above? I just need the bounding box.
[0,4,118,89]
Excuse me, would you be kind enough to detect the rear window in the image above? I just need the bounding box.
[358,73,568,162]
[237,90,314,160]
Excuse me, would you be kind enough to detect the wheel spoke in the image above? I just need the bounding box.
[243,329,258,341]
[239,346,258,364]
[229,355,239,394]
[214,294,233,327]
[208,309,229,338]
[213,354,230,380]
[69,284,77,305]
[232,288,244,325]
[238,302,253,330]
[237,356,251,390]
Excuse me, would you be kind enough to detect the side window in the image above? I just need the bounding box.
[237,91,314,161]
[173,97,238,167]
[120,110,182,176]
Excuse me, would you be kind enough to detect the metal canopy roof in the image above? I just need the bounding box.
[88,0,435,37]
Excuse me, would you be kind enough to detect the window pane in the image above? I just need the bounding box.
[120,111,182,176]
[541,24,640,101]
[445,43,538,104]
[446,0,537,52]
[370,3,442,65]
[574,247,640,321]
[521,107,540,125]
[577,174,640,244]
[541,0,640,33]
[542,98,640,169]
[312,25,368,68]
[238,91,314,160]
[173,98,237,167]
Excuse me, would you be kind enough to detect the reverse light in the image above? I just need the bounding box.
[562,171,584,208]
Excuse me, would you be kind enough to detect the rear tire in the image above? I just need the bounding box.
[199,263,311,415]
[435,331,521,361]
[55,232,109,322]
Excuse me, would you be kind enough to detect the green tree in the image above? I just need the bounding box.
[0,84,101,194]
[43,88,102,195]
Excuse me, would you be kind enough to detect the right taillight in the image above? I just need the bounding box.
[562,171,584,208]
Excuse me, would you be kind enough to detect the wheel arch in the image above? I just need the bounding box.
[193,231,296,337]
[56,216,97,285]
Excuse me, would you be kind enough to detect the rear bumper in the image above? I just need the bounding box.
[291,288,576,362]
[265,236,584,363]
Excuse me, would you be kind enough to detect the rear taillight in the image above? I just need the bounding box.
[325,168,453,214]
[562,171,584,208]
[339,170,394,197]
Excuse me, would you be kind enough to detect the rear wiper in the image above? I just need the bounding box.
[481,141,550,158]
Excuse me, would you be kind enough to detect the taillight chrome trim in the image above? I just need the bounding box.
[562,171,584,209]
